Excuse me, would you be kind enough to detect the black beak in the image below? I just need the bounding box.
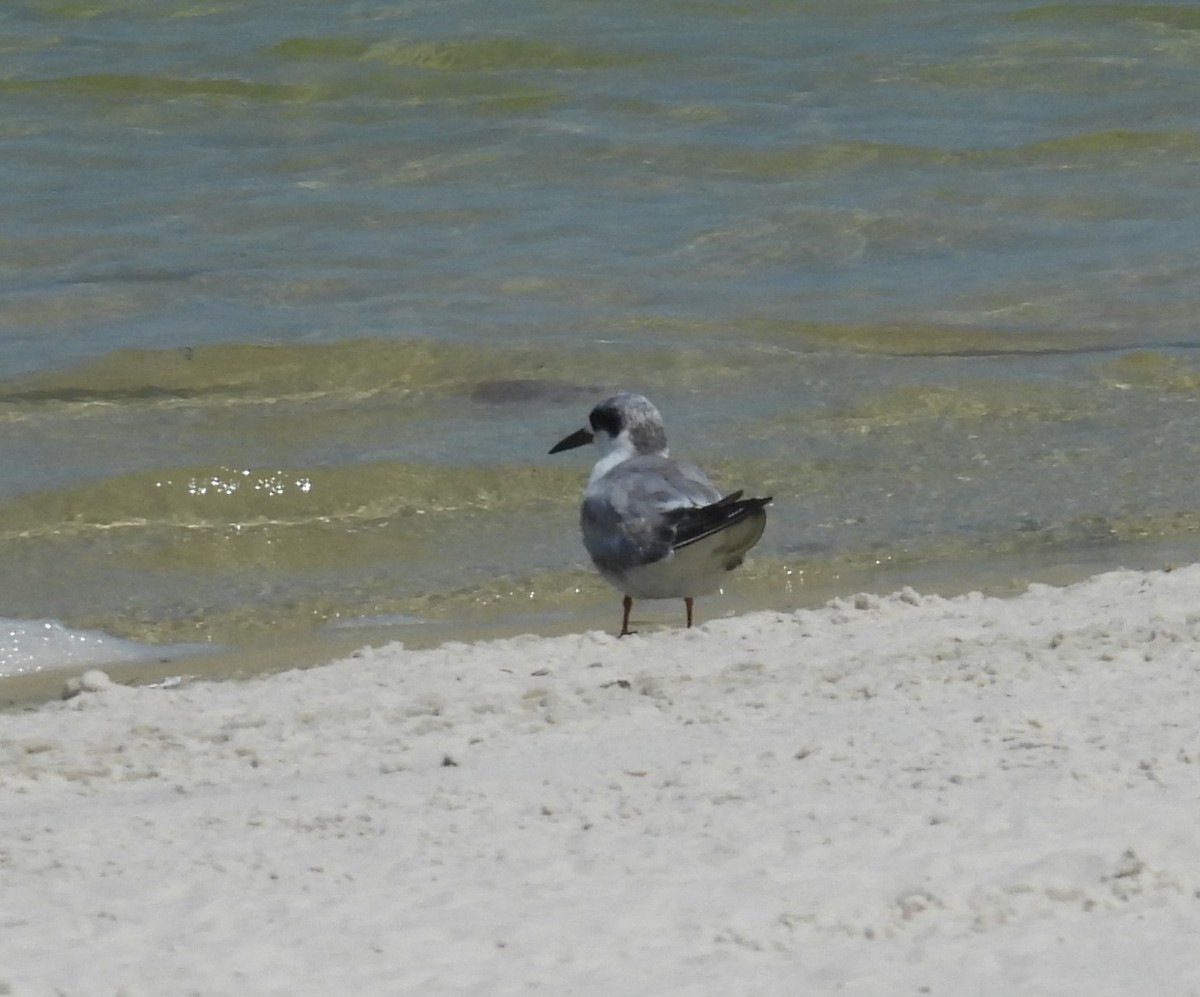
[549,427,594,455]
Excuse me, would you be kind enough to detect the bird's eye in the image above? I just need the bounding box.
[589,407,622,436]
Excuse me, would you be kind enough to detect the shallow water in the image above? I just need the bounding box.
[5,0,1200,681]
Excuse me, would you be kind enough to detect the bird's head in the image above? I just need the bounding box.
[549,392,668,462]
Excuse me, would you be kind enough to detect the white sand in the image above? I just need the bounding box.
[4,566,1200,996]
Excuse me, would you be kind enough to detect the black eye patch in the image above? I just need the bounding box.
[589,405,622,437]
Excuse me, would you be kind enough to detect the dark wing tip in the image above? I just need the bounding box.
[668,493,772,550]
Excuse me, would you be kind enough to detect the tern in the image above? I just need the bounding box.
[550,392,770,636]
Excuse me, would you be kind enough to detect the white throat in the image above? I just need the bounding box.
[587,431,668,486]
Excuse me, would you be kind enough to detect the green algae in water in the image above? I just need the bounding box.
[0,336,778,421]
[270,35,637,72]
[0,461,583,539]
[31,0,221,17]
[608,140,949,181]
[0,67,563,115]
[828,382,1100,429]
[0,73,329,103]
[268,37,376,61]
[993,130,1200,168]
[0,339,560,410]
[740,319,1097,356]
[1096,351,1200,393]
[1011,5,1200,32]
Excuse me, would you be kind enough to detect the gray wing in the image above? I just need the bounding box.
[580,455,722,574]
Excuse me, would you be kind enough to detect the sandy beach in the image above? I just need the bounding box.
[3,565,1200,996]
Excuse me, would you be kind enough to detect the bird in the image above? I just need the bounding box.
[549,392,771,636]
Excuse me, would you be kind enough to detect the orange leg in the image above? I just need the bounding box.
[685,596,694,628]
[619,595,635,637]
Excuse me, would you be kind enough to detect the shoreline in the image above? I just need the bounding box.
[3,564,1200,993]
[6,536,1191,711]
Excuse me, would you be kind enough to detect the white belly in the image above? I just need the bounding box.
[601,508,767,600]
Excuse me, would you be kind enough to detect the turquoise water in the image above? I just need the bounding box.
[5,1,1200,679]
